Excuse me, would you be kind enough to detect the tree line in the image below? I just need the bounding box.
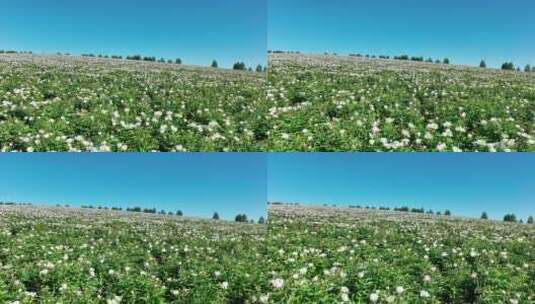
[0,201,264,224]
[0,49,266,72]
[267,202,533,223]
[268,50,534,72]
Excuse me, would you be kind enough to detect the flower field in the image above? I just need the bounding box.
[0,54,267,152]
[0,205,266,303]
[264,204,534,303]
[267,53,535,151]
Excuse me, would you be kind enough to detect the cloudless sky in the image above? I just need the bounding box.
[0,0,266,68]
[268,153,535,220]
[0,153,267,221]
[269,0,535,68]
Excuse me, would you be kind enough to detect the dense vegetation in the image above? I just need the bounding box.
[0,53,267,151]
[267,53,535,151]
[0,205,266,303]
[264,204,535,304]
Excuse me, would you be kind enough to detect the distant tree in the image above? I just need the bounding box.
[528,216,534,224]
[235,214,248,222]
[426,58,433,63]
[212,212,220,220]
[525,64,531,72]
[256,64,263,72]
[503,213,517,222]
[435,59,441,64]
[444,210,451,216]
[443,58,450,64]
[263,66,268,73]
[233,62,247,70]
[158,57,166,63]
[481,212,488,220]
[480,60,486,68]
[175,58,182,64]
[176,210,183,216]
[258,216,265,224]
[211,60,218,68]
[436,211,442,215]
[501,62,515,70]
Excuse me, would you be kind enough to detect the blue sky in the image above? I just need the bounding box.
[0,0,266,68]
[268,153,535,220]
[269,0,535,68]
[0,153,267,221]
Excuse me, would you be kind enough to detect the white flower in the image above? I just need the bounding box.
[396,286,404,294]
[171,290,179,296]
[370,292,379,302]
[341,293,350,302]
[270,278,284,289]
[219,281,229,289]
[106,295,122,304]
[420,290,430,298]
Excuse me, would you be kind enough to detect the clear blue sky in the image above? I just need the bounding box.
[269,0,535,68]
[0,0,266,68]
[0,153,267,221]
[268,153,535,220]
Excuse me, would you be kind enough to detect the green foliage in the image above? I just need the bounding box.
[481,212,488,219]
[266,204,534,304]
[503,213,517,222]
[234,214,248,222]
[267,53,535,151]
[480,60,486,68]
[0,205,265,303]
[211,60,218,68]
[233,62,247,70]
[501,62,515,70]
[0,54,266,151]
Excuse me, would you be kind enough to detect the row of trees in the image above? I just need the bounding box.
[78,204,264,223]
[496,61,533,72]
[268,50,534,71]
[485,212,534,224]
[81,53,267,72]
[349,204,452,216]
[0,202,263,224]
[0,49,265,71]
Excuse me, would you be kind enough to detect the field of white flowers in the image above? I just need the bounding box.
[267,53,535,151]
[264,204,534,304]
[0,205,266,303]
[0,54,267,152]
